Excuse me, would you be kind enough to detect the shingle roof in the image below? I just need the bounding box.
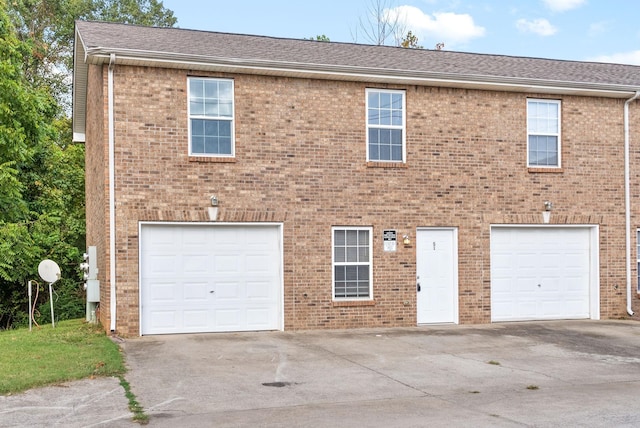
[75,20,640,89]
[72,20,640,140]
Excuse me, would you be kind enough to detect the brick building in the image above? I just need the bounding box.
[72,21,640,336]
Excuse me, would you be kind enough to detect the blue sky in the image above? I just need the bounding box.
[160,0,640,64]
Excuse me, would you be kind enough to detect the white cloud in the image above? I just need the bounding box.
[516,18,557,36]
[542,0,586,12]
[387,5,485,48]
[588,50,640,65]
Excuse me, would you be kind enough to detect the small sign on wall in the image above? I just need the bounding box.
[383,229,397,252]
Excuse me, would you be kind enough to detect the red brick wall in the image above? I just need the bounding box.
[84,64,109,329]
[92,64,634,336]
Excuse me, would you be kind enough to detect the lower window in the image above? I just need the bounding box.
[332,227,372,299]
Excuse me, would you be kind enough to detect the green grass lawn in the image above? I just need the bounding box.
[0,319,125,395]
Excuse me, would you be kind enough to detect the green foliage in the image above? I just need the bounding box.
[307,34,330,42]
[0,0,176,329]
[400,30,423,49]
[0,319,125,394]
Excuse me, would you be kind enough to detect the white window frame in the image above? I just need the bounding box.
[187,77,235,157]
[366,88,406,163]
[332,226,373,300]
[527,98,561,168]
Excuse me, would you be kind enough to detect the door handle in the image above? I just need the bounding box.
[417,283,421,292]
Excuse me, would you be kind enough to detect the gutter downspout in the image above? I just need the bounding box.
[108,53,117,331]
[624,90,640,316]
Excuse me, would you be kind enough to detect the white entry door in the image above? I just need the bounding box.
[140,223,282,335]
[416,228,458,324]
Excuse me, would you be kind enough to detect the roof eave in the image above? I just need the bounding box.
[83,47,640,99]
[72,26,88,143]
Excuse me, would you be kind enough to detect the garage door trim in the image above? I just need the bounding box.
[138,221,284,335]
[490,224,600,321]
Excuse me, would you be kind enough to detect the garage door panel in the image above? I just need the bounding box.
[491,227,593,322]
[183,282,208,301]
[141,224,281,334]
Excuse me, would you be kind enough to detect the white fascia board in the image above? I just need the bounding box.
[83,48,640,99]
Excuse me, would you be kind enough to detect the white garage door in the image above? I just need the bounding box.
[491,227,596,322]
[140,224,282,335]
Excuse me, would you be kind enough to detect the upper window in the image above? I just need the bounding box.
[188,77,235,156]
[527,99,561,167]
[366,89,405,162]
[332,227,373,300]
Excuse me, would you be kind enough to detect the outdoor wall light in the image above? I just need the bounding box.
[403,234,411,245]
[542,201,552,224]
[210,195,219,207]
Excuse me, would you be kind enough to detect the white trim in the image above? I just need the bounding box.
[489,224,600,321]
[137,221,284,336]
[624,92,640,315]
[416,227,459,324]
[527,98,561,168]
[365,88,406,163]
[331,226,374,301]
[108,54,117,332]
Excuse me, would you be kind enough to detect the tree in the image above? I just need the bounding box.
[400,30,423,49]
[307,34,330,42]
[353,0,406,46]
[0,0,177,329]
[8,0,176,110]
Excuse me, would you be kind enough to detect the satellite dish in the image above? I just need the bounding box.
[38,259,61,284]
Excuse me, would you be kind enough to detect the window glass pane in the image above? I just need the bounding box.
[346,266,358,281]
[358,230,369,244]
[190,99,204,116]
[358,246,369,262]
[379,109,391,125]
[204,136,218,154]
[380,144,390,160]
[205,101,219,116]
[204,80,218,99]
[358,265,369,281]
[219,138,232,155]
[392,110,402,126]
[192,136,204,154]
[346,247,358,262]
[391,129,402,144]
[219,101,233,117]
[335,266,345,281]
[204,120,218,136]
[219,121,231,137]
[368,109,379,125]
[391,145,402,161]
[380,92,391,109]
[190,79,204,98]
[392,93,403,109]
[335,230,345,246]
[368,92,379,109]
[346,230,358,245]
[191,119,205,135]
[335,247,345,262]
[380,129,390,144]
[218,81,233,100]
[369,143,379,160]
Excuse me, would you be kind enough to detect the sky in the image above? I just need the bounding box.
[160,0,640,65]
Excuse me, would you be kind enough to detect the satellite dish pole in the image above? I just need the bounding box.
[38,259,61,328]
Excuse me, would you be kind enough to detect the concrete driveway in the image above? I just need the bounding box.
[120,320,640,427]
[2,320,640,427]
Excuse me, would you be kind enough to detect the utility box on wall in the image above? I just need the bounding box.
[81,246,100,322]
